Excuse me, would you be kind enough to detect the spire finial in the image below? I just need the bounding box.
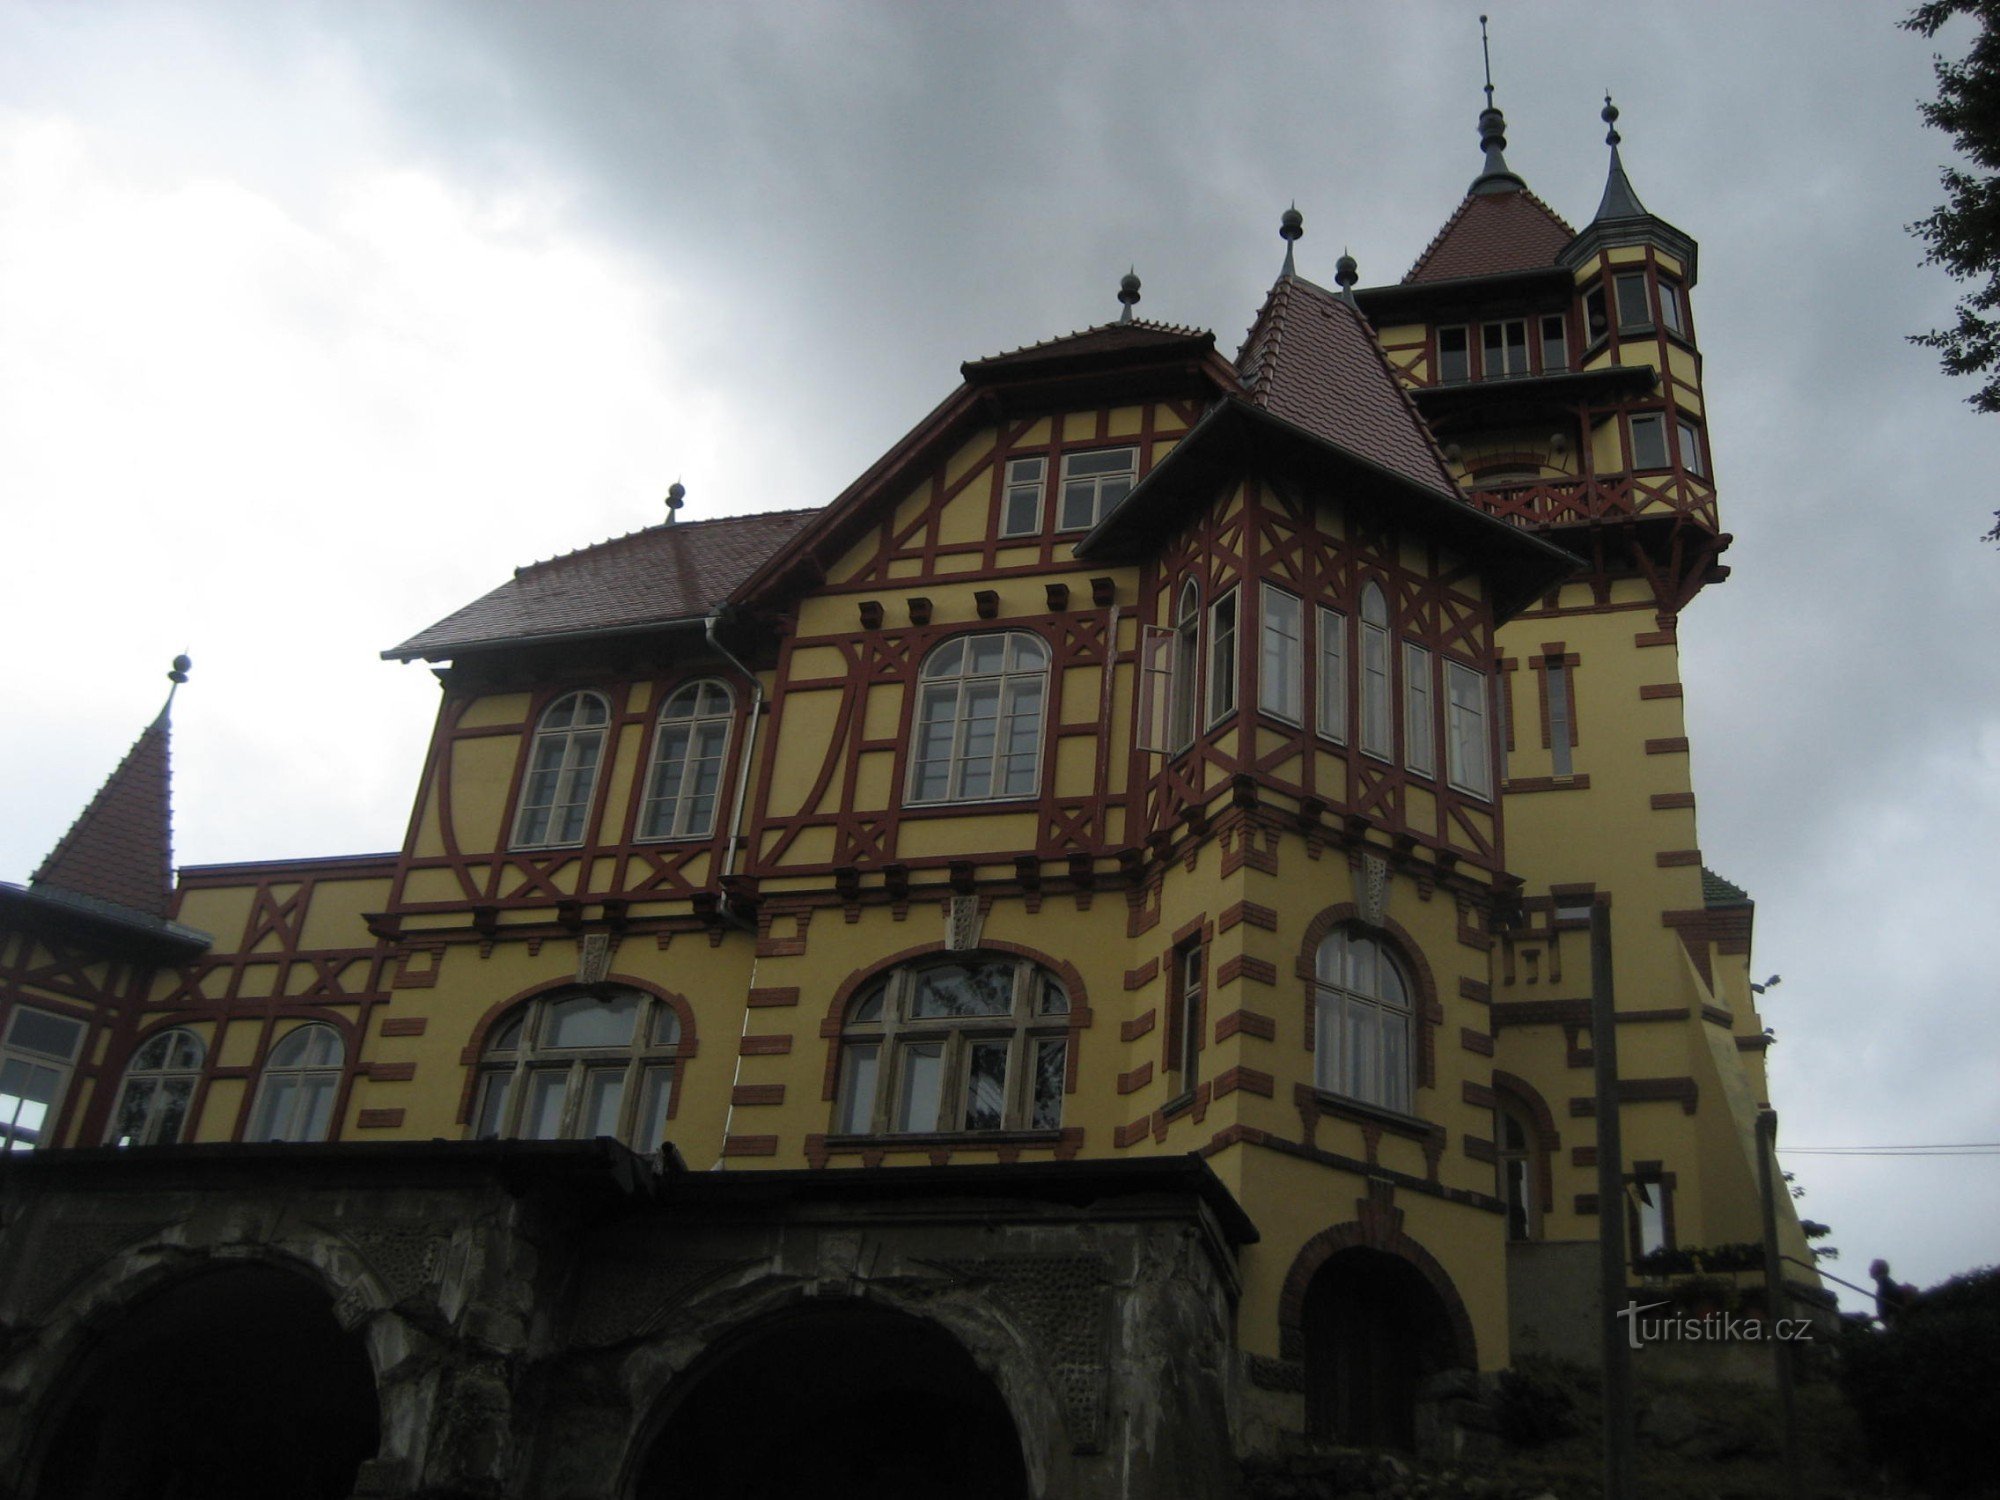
[1334,248,1359,304]
[161,652,191,717]
[1590,92,1649,222]
[1480,14,1495,110]
[1602,92,1621,148]
[665,480,686,524]
[1117,267,1141,324]
[1279,202,1303,278]
[1469,15,1524,195]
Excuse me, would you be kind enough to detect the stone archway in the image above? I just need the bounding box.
[1299,1246,1458,1449]
[628,1300,1028,1500]
[29,1261,380,1500]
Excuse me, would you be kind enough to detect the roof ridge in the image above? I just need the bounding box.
[967,319,1213,365]
[1234,275,1298,394]
[1335,290,1461,494]
[513,505,822,579]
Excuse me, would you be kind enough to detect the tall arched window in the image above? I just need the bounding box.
[1497,1098,1542,1241]
[107,1027,205,1146]
[473,986,687,1151]
[908,633,1049,804]
[639,680,733,840]
[835,957,1070,1135]
[1314,928,1411,1113]
[513,690,611,848]
[1359,583,1392,759]
[1170,579,1200,750]
[248,1024,344,1142]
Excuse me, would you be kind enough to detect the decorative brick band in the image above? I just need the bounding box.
[747,987,800,1008]
[365,1062,416,1083]
[731,1084,786,1106]
[1213,1009,1276,1042]
[1491,998,1591,1030]
[356,1108,405,1129]
[1123,959,1159,991]
[1220,901,1279,933]
[1656,849,1702,867]
[1113,1117,1151,1148]
[1644,736,1691,755]
[1458,977,1491,1004]
[1120,1009,1157,1042]
[1460,1027,1494,1057]
[378,1017,427,1037]
[722,1135,780,1157]
[1217,954,1277,988]
[739,1035,793,1056]
[1502,774,1592,793]
[1117,1061,1154,1095]
[1650,792,1696,811]
[1213,1066,1275,1099]
[1463,1135,1496,1163]
[1568,1076,1700,1116]
[1633,628,1678,648]
[1638,683,1684,700]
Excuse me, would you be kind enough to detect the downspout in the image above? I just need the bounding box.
[706,608,764,1166]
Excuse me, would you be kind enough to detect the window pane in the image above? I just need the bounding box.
[1404,643,1435,776]
[1208,593,1238,720]
[1616,273,1651,328]
[635,1067,674,1150]
[1437,326,1469,383]
[580,1069,625,1138]
[650,1006,682,1047]
[8,1008,84,1060]
[473,1073,512,1139]
[154,1077,194,1145]
[1031,1039,1065,1129]
[1038,977,1070,1016]
[1260,587,1303,722]
[837,1043,880,1134]
[894,1043,944,1132]
[132,1032,175,1070]
[1361,620,1391,757]
[1317,608,1346,741]
[298,1076,337,1142]
[1540,314,1567,371]
[545,992,639,1049]
[1548,661,1575,776]
[1677,419,1705,477]
[1001,457,1044,536]
[523,1072,568,1140]
[112,1078,157,1146]
[1059,480,1097,530]
[1630,414,1668,470]
[253,1076,298,1143]
[913,962,1014,1017]
[1446,661,1491,798]
[962,1040,1008,1130]
[1659,283,1685,335]
[1381,1012,1410,1113]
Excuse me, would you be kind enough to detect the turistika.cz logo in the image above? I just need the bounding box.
[1616,1299,1815,1350]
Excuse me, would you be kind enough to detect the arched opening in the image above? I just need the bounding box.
[1302,1247,1457,1450]
[33,1262,380,1500]
[633,1302,1026,1500]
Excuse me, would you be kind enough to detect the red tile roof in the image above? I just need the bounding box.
[386,508,819,661]
[964,320,1215,371]
[1403,188,1576,284]
[1235,276,1458,497]
[32,712,175,918]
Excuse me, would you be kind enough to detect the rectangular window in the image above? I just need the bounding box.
[1437,325,1470,383]
[1615,272,1651,330]
[1316,607,1347,742]
[1259,586,1304,723]
[999,455,1045,536]
[0,1007,85,1153]
[1056,447,1136,531]
[1584,286,1609,344]
[1207,589,1238,723]
[1677,418,1705,477]
[1360,613,1392,759]
[1445,660,1492,799]
[1171,942,1204,1088]
[893,1042,945,1132]
[1546,658,1575,776]
[1630,412,1669,470]
[1482,320,1528,377]
[1659,282,1685,337]
[1135,623,1174,753]
[835,1042,879,1133]
[1540,313,1568,372]
[1631,1179,1672,1258]
[1403,642,1435,777]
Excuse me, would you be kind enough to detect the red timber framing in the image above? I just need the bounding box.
[0,930,155,1150]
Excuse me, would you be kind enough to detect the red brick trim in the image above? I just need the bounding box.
[1568,1076,1700,1116]
[1501,774,1592,793]
[1117,1061,1154,1095]
[739,1034,793,1056]
[1650,791,1696,810]
[1491,998,1591,1030]
[1220,900,1279,933]
[1124,959,1159,991]
[1120,1009,1157,1042]
[1214,1009,1277,1042]
[356,1108,405,1130]
[1114,1117,1151,1148]
[1655,849,1701,867]
[731,1084,786,1106]
[365,1061,416,1083]
[1644,737,1690,755]
[1213,1066,1274,1099]
[378,1017,427,1038]
[723,1135,779,1157]
[747,986,800,1008]
[1275,1192,1479,1368]
[1459,1027,1494,1056]
[1638,683,1684,700]
[1463,1136,1496,1163]
[1217,954,1277,988]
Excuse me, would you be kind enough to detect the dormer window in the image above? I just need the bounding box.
[638,680,733,840]
[1437,326,1470,383]
[1056,447,1136,531]
[514,690,611,848]
[1482,320,1528,377]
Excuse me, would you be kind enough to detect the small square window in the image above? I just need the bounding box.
[1629,412,1669,471]
[1437,326,1470,383]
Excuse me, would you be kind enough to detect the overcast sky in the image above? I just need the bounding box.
[3,2,1995,1309]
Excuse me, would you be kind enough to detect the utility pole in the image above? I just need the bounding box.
[1592,904,1633,1500]
[1756,1108,1803,1500]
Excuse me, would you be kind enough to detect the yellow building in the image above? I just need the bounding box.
[0,97,1816,1500]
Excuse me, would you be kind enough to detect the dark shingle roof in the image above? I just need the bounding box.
[1235,276,1458,498]
[386,509,818,661]
[964,320,1214,371]
[32,712,175,918]
[1701,867,1753,907]
[1404,189,1576,284]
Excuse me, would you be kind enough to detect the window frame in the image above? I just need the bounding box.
[1628,411,1670,472]
[1614,271,1653,331]
[0,1005,86,1152]
[1167,940,1205,1095]
[512,689,612,850]
[106,1026,206,1147]
[1444,659,1494,800]
[1403,641,1435,778]
[1206,587,1239,726]
[1358,582,1393,761]
[906,631,1051,807]
[1316,606,1347,744]
[1658,281,1686,338]
[998,454,1047,537]
[1676,417,1706,478]
[1313,928,1414,1115]
[833,957,1070,1137]
[1481,319,1529,378]
[1539,313,1568,372]
[1545,656,1576,777]
[472,986,689,1152]
[1259,584,1305,725]
[247,1023,345,1143]
[637,679,734,842]
[1169,578,1201,751]
[1436,324,1471,383]
[1054,446,1137,533]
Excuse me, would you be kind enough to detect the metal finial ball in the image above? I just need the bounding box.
[1280,205,1304,242]
[1118,270,1141,306]
[169,654,191,684]
[1335,253,1359,290]
[667,482,686,506]
[1602,94,1621,146]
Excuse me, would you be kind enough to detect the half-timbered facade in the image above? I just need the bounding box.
[0,98,1817,1500]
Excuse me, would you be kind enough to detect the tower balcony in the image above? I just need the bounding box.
[1465,472,1717,535]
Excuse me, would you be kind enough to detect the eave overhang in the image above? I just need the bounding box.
[1559,215,1700,288]
[1414,363,1659,421]
[381,611,712,666]
[1355,267,1575,324]
[0,881,211,962]
[1074,397,1578,621]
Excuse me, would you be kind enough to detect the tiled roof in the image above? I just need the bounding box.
[1235,276,1458,498]
[1404,188,1576,284]
[964,320,1214,371]
[32,712,175,919]
[386,508,818,661]
[1701,866,1753,907]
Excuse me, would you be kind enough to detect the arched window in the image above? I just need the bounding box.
[1497,1098,1541,1241]
[639,680,733,840]
[908,633,1049,804]
[473,986,687,1151]
[1359,583,1392,759]
[835,957,1069,1135]
[513,690,611,848]
[107,1027,205,1146]
[248,1024,344,1142]
[1314,928,1411,1113]
[1170,579,1200,750]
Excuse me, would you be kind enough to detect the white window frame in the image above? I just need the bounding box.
[472,986,686,1151]
[1676,417,1706,478]
[1313,928,1413,1114]
[1259,585,1304,724]
[907,632,1050,805]
[1206,588,1239,725]
[834,958,1070,1136]
[1482,319,1529,378]
[1170,579,1201,750]
[1403,642,1435,778]
[248,1024,344,1143]
[638,679,733,841]
[107,1027,205,1146]
[513,690,611,849]
[1359,583,1392,760]
[999,455,1046,537]
[1055,447,1137,532]
[0,1006,86,1152]
[1445,660,1493,799]
[1316,606,1347,743]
